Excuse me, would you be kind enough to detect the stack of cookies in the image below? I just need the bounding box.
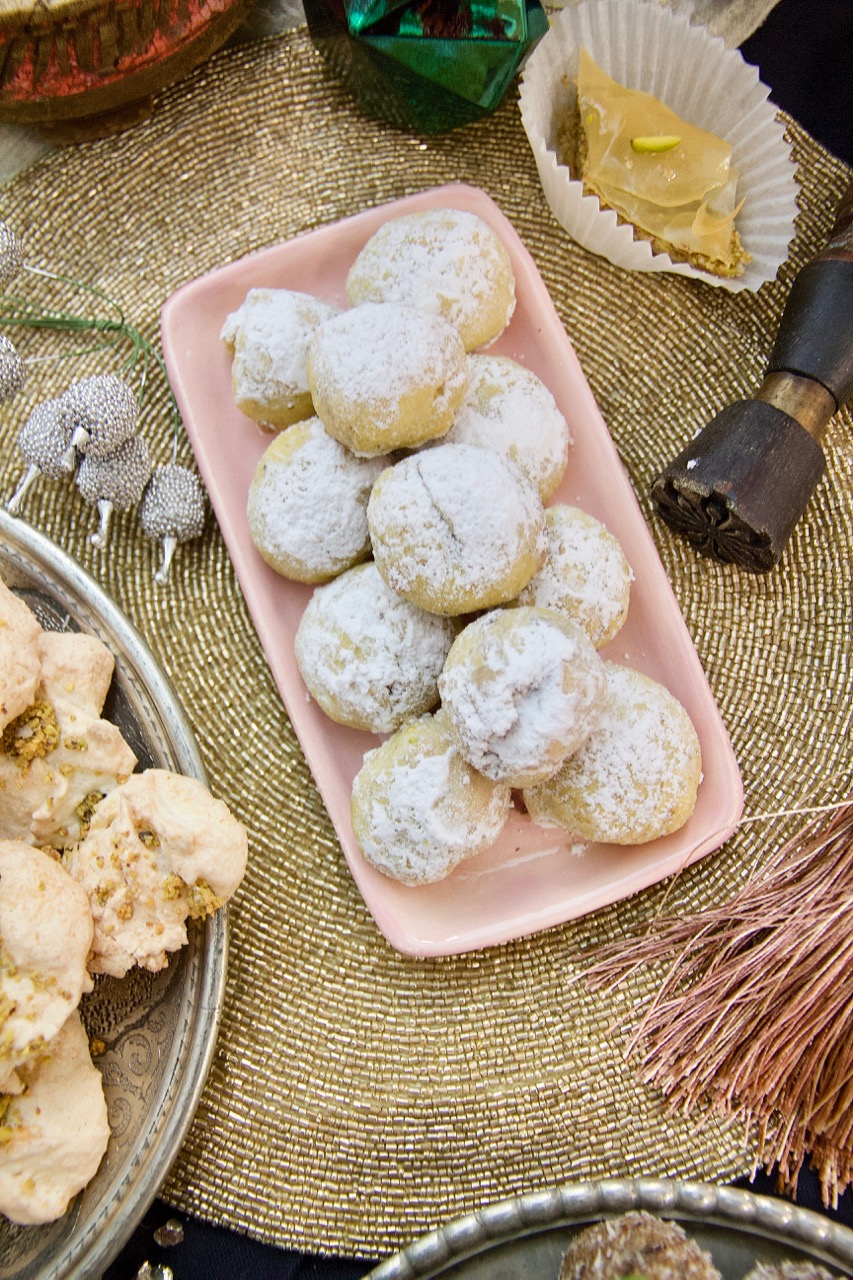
[0,578,248,1225]
[222,207,702,888]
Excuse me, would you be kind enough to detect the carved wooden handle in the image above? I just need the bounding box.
[651,180,853,573]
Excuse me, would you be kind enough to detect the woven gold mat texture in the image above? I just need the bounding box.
[0,30,851,1257]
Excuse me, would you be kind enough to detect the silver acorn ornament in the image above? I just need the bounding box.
[139,463,206,584]
[7,398,72,514]
[0,335,25,404]
[58,373,138,471]
[0,222,23,291]
[76,433,152,549]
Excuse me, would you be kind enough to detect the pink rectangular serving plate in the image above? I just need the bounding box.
[161,183,743,958]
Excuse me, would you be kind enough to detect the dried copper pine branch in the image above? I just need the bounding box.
[587,799,853,1207]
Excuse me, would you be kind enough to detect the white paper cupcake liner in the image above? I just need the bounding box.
[519,0,800,292]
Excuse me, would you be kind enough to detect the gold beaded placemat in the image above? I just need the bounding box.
[0,30,851,1256]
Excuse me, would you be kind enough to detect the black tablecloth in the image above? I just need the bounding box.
[104,1170,853,1279]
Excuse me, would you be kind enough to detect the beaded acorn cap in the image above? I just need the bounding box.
[0,232,208,572]
[76,433,152,546]
[60,373,138,459]
[0,334,25,402]
[139,463,207,582]
[0,223,23,290]
[76,433,151,507]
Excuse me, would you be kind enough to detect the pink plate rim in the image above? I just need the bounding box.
[161,182,744,957]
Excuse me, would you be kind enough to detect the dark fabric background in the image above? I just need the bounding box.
[740,0,853,166]
[105,1169,853,1278]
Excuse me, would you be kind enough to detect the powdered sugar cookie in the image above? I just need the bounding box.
[295,562,457,734]
[523,662,702,845]
[306,301,468,456]
[515,506,633,648]
[439,607,605,787]
[367,442,547,615]
[220,287,338,428]
[247,417,387,583]
[439,355,570,500]
[351,709,511,885]
[345,208,516,350]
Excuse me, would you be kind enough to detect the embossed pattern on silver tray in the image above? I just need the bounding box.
[0,508,228,1280]
[369,1178,853,1280]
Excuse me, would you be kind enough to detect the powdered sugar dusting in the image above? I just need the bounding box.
[247,418,387,580]
[221,288,338,421]
[294,563,456,733]
[345,209,516,348]
[441,354,570,499]
[439,608,606,785]
[307,301,468,453]
[518,505,634,648]
[367,442,547,613]
[351,712,511,884]
[525,662,702,844]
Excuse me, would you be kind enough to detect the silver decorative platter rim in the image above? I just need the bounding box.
[369,1177,853,1279]
[0,508,228,1280]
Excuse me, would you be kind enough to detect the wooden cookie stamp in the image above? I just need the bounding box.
[652,181,853,572]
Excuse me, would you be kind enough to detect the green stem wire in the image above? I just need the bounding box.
[119,321,183,459]
[0,307,124,335]
[22,264,127,331]
[0,275,184,461]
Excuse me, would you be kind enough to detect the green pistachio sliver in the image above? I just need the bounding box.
[630,134,681,153]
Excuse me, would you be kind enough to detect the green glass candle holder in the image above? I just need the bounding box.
[304,0,548,133]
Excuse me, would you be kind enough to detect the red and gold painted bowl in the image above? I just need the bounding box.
[0,0,255,134]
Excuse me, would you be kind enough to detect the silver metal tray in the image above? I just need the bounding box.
[0,508,228,1280]
[369,1178,853,1279]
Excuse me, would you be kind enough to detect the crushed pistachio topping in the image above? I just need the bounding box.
[187,880,223,919]
[162,874,184,902]
[75,789,106,838]
[0,1033,47,1067]
[62,737,88,752]
[138,829,160,850]
[2,700,59,761]
[0,990,13,1025]
[1,947,58,998]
